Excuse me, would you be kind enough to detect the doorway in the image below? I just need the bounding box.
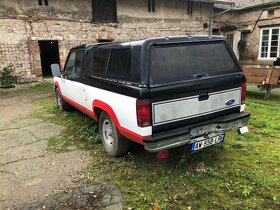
[39,40,60,77]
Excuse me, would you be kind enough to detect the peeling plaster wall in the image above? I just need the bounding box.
[0,0,92,21]
[0,0,214,82]
[117,0,213,22]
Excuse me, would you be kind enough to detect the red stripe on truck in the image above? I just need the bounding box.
[54,82,147,144]
[92,100,146,144]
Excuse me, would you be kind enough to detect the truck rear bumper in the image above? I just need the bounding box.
[143,112,250,152]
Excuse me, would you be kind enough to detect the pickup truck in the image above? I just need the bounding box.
[51,36,250,157]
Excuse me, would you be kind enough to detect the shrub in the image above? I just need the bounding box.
[238,39,246,52]
[0,65,18,86]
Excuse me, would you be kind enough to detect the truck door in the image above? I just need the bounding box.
[60,51,76,101]
[71,49,85,106]
[61,49,84,105]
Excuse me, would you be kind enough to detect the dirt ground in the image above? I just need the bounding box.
[0,89,92,209]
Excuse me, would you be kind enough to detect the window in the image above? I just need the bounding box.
[148,0,155,12]
[150,42,238,85]
[92,0,117,22]
[226,33,234,49]
[268,10,274,17]
[75,50,84,75]
[64,50,84,77]
[259,28,279,59]
[107,49,131,76]
[187,1,193,15]
[38,0,48,6]
[92,49,110,75]
[64,52,76,74]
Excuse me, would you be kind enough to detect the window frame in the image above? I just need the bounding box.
[63,49,84,79]
[148,41,240,86]
[187,1,193,15]
[91,48,111,76]
[64,51,77,74]
[91,47,133,81]
[226,32,234,49]
[74,49,85,76]
[148,0,155,13]
[106,48,132,79]
[258,27,280,60]
[92,0,117,23]
[38,0,48,6]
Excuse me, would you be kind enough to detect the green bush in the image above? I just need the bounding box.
[0,65,18,86]
[238,39,246,52]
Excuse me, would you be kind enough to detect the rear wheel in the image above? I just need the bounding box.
[55,88,70,111]
[99,111,130,156]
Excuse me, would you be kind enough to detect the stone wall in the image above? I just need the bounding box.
[0,0,214,82]
[0,18,209,82]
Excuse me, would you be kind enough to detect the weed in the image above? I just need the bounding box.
[0,65,18,86]
[241,185,253,197]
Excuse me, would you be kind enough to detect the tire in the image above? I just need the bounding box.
[55,88,70,111]
[99,111,130,157]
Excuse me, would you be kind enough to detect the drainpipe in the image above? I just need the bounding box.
[209,6,234,36]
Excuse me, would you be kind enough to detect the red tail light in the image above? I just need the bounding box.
[157,150,169,159]
[136,99,151,127]
[241,83,246,104]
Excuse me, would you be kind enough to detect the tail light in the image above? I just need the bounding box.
[136,99,151,127]
[241,83,247,104]
[157,150,169,159]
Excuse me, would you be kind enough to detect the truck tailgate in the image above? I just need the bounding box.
[153,87,241,126]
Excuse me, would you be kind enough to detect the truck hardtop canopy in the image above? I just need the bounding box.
[69,36,239,86]
[71,35,226,51]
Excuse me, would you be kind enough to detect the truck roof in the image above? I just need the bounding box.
[71,35,226,51]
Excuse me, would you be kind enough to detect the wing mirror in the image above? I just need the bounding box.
[51,64,61,77]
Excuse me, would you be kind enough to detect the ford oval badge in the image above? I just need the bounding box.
[225,99,235,106]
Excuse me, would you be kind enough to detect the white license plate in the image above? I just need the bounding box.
[191,133,225,153]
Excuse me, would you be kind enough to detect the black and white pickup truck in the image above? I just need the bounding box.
[51,36,250,157]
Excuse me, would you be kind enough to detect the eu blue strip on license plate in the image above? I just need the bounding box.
[191,133,225,153]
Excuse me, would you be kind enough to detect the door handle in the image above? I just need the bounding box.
[198,93,209,101]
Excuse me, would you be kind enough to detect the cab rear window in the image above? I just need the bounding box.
[150,42,239,85]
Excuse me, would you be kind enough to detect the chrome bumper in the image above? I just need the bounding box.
[144,112,250,152]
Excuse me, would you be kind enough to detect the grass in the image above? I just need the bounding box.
[23,82,280,209]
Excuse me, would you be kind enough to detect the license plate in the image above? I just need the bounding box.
[191,133,225,153]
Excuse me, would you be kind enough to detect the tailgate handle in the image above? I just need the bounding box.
[198,93,209,101]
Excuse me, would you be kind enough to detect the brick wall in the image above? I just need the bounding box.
[0,18,209,82]
[216,7,280,64]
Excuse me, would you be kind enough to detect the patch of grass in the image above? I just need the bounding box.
[46,109,100,153]
[25,83,280,209]
[0,81,54,96]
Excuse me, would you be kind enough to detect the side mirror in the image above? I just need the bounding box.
[51,64,61,77]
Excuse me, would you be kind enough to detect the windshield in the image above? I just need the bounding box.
[150,42,239,85]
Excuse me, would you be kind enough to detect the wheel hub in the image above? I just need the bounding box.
[56,92,62,107]
[103,119,113,148]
